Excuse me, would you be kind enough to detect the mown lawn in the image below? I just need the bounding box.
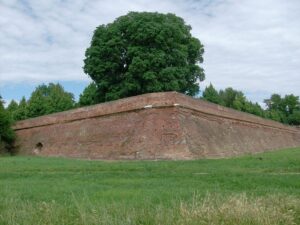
[0,148,299,225]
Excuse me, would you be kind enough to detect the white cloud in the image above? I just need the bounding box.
[0,0,300,103]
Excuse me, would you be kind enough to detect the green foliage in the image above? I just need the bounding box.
[202,85,300,125]
[202,83,222,104]
[288,111,300,125]
[84,12,205,102]
[264,110,282,122]
[0,96,15,153]
[219,88,244,109]
[27,83,75,118]
[6,83,75,120]
[264,94,283,112]
[264,94,300,124]
[220,88,265,117]
[244,102,265,117]
[5,79,300,127]
[282,94,299,115]
[14,97,29,121]
[202,86,265,118]
[7,100,18,113]
[7,97,29,121]
[78,82,99,106]
[6,100,19,121]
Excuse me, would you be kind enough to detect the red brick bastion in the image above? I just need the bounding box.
[13,92,300,160]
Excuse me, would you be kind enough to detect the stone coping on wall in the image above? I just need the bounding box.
[13,92,299,133]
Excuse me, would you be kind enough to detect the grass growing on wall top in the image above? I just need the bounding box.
[0,148,299,225]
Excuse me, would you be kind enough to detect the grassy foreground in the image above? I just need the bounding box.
[0,148,299,225]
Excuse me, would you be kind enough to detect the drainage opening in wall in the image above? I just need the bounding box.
[33,142,43,154]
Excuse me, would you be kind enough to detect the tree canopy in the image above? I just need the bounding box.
[14,97,28,121]
[6,100,19,121]
[0,96,15,153]
[7,83,75,120]
[84,12,205,103]
[202,84,265,117]
[78,82,99,106]
[202,83,222,104]
[264,94,300,125]
[202,84,300,125]
[26,83,75,118]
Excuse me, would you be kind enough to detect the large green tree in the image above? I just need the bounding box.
[84,12,205,102]
[27,83,75,118]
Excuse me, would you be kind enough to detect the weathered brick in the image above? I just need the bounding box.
[13,92,300,160]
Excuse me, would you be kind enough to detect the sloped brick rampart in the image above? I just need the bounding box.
[14,92,300,159]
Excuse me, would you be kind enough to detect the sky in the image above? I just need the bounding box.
[1,0,300,106]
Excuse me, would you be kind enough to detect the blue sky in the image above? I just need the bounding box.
[1,0,300,106]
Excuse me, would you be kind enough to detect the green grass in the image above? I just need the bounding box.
[0,148,300,225]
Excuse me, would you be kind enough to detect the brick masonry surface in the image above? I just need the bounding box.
[13,92,300,160]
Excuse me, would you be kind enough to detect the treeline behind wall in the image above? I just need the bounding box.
[4,82,300,126]
[202,84,300,125]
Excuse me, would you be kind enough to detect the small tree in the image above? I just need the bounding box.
[202,83,222,104]
[14,97,28,121]
[7,100,19,121]
[282,94,299,115]
[27,83,75,118]
[0,96,15,153]
[244,102,265,117]
[84,12,205,103]
[219,88,245,108]
[264,94,284,112]
[264,93,300,124]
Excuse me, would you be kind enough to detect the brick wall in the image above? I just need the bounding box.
[13,92,300,160]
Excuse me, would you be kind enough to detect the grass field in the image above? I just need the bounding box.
[0,148,300,225]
